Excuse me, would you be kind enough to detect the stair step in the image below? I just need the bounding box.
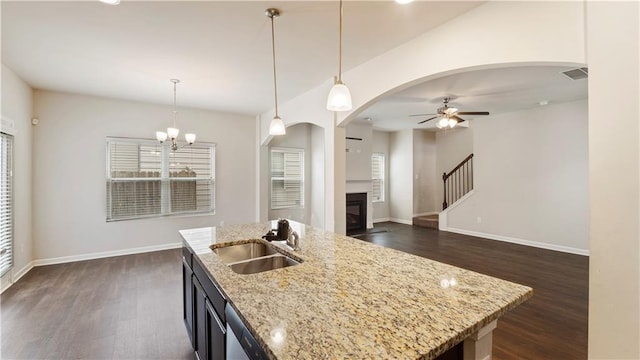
[412,214,439,230]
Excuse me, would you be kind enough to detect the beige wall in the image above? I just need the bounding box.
[389,129,413,223]
[32,90,256,261]
[0,64,33,290]
[445,99,589,254]
[413,130,437,215]
[587,1,640,358]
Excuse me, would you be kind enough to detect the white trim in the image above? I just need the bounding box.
[443,227,589,256]
[439,190,476,230]
[33,242,182,266]
[413,211,439,217]
[373,217,390,223]
[389,218,413,225]
[1,261,35,294]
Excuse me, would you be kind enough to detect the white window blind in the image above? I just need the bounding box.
[0,132,13,276]
[270,148,304,209]
[106,138,215,221]
[372,152,384,202]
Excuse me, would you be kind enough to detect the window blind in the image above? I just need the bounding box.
[270,148,304,209]
[106,138,215,221]
[0,132,13,276]
[372,152,384,202]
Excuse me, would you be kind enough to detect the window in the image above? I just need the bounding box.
[106,137,215,221]
[0,132,13,276]
[270,148,304,209]
[372,152,384,202]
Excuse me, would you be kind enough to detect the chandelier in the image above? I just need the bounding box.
[156,79,196,150]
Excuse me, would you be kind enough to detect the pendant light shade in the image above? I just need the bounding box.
[327,0,352,112]
[267,8,286,136]
[269,116,286,136]
[327,81,352,111]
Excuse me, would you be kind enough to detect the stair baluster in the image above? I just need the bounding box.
[442,153,474,210]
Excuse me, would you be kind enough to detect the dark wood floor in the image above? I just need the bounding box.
[355,222,588,360]
[1,249,193,360]
[1,223,588,359]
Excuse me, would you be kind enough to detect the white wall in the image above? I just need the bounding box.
[436,127,474,210]
[310,125,325,229]
[413,130,437,215]
[389,129,413,223]
[0,64,33,290]
[32,90,256,261]
[587,1,640,358]
[268,123,312,224]
[372,130,390,222]
[444,99,589,253]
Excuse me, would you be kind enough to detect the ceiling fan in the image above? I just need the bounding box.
[410,97,490,129]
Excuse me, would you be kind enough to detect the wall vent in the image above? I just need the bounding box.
[562,67,588,80]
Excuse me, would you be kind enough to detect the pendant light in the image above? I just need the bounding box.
[156,79,196,151]
[266,8,286,136]
[326,0,352,112]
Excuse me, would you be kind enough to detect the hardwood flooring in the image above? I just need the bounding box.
[1,223,588,359]
[1,250,193,360]
[355,222,589,360]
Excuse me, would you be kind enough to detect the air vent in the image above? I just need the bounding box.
[562,67,588,80]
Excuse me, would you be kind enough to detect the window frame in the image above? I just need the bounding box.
[105,137,216,222]
[372,152,385,203]
[0,130,14,277]
[270,147,304,210]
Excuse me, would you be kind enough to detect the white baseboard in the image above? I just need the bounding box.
[413,211,439,217]
[1,260,35,294]
[444,227,589,256]
[373,217,390,223]
[33,242,183,266]
[389,218,413,225]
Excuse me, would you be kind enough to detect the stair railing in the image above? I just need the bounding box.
[442,153,473,210]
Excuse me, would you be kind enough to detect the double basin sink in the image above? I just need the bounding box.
[211,241,301,275]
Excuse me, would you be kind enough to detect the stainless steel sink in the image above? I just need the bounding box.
[212,242,279,264]
[211,241,301,274]
[229,255,300,275]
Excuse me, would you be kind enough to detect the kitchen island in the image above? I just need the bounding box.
[180,220,532,360]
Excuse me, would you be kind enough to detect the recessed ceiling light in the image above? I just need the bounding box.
[395,0,414,4]
[100,0,120,5]
[539,100,549,106]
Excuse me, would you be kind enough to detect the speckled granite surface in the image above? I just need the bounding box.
[179,221,533,360]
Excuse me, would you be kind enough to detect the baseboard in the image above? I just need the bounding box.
[389,218,413,226]
[373,217,390,223]
[33,242,183,266]
[444,227,589,256]
[1,260,35,294]
[413,212,439,217]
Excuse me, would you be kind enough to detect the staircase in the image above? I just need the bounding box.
[413,214,439,229]
[413,153,474,230]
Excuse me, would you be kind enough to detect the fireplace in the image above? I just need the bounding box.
[346,192,367,235]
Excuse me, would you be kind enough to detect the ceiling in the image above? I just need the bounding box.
[356,65,589,132]
[1,1,481,116]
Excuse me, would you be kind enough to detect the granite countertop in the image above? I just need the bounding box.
[179,221,533,360]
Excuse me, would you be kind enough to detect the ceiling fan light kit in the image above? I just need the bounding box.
[412,97,490,129]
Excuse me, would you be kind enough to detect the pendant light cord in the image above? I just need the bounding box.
[337,0,343,83]
[270,13,279,117]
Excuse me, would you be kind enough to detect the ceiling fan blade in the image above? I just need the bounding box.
[457,111,490,116]
[417,116,438,124]
[409,113,437,117]
[452,115,466,123]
